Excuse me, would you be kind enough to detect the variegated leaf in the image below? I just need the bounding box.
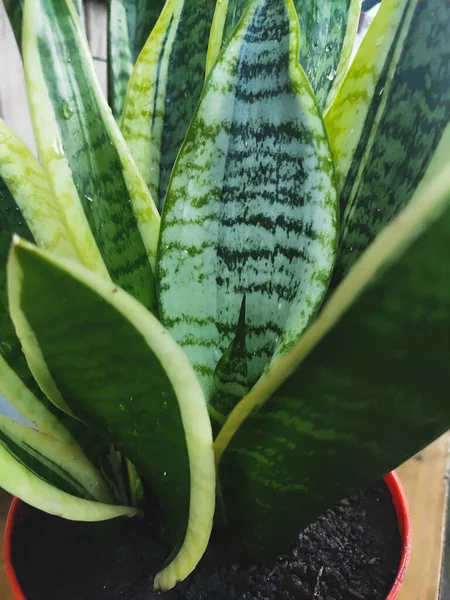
[216,163,450,548]
[326,0,450,284]
[121,0,216,211]
[8,239,215,591]
[23,0,160,310]
[108,0,166,120]
[206,0,360,112]
[158,0,338,419]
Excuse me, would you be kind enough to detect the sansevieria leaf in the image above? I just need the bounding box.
[108,0,166,120]
[206,0,360,112]
[215,164,450,549]
[158,0,338,417]
[0,415,111,502]
[22,0,160,310]
[8,239,215,591]
[326,0,450,284]
[121,0,216,210]
[0,441,134,521]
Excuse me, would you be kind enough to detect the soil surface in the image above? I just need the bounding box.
[12,480,400,600]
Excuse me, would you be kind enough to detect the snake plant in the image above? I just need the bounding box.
[1,0,450,591]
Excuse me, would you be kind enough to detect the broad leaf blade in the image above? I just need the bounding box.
[108,0,166,120]
[23,0,160,309]
[8,240,215,591]
[215,164,450,549]
[121,0,216,211]
[0,415,112,502]
[0,441,134,521]
[206,0,360,112]
[158,0,338,412]
[326,0,450,284]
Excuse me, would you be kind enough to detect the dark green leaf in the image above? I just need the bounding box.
[216,164,450,549]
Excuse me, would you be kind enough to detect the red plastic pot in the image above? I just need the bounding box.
[4,472,411,600]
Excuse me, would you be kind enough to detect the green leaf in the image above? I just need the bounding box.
[0,415,112,502]
[8,239,215,591]
[108,0,166,120]
[0,440,135,521]
[295,0,360,112]
[326,0,450,284]
[121,0,216,211]
[158,0,338,413]
[206,0,360,112]
[215,163,450,549]
[22,0,160,310]
[3,0,84,50]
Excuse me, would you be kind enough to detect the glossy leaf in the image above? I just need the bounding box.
[0,441,134,521]
[8,239,215,591]
[0,415,112,502]
[158,0,338,415]
[326,0,450,284]
[216,164,450,549]
[23,0,160,310]
[206,0,360,111]
[121,0,216,210]
[108,0,166,120]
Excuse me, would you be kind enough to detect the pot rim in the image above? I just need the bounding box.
[4,471,412,600]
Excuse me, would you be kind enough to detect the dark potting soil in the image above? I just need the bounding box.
[12,480,401,600]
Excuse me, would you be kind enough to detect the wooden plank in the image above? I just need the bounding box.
[0,1,36,154]
[85,0,108,97]
[397,433,450,600]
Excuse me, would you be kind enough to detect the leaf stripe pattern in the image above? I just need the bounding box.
[9,240,215,591]
[108,0,166,120]
[326,0,450,284]
[121,0,216,211]
[23,0,160,310]
[216,163,450,549]
[158,0,338,412]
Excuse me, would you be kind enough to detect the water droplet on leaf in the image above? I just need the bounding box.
[61,101,73,120]
[84,195,93,203]
[0,131,11,144]
[119,403,125,411]
[327,69,336,81]
[325,43,333,53]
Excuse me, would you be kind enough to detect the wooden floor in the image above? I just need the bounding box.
[0,434,448,599]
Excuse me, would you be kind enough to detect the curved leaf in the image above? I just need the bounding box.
[108,0,166,120]
[158,0,338,414]
[206,0,360,112]
[121,0,216,211]
[326,0,450,283]
[0,415,112,502]
[215,164,450,549]
[23,0,160,309]
[0,441,134,521]
[8,239,215,591]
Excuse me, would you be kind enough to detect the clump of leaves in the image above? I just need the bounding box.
[1,0,450,591]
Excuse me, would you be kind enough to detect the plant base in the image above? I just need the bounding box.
[8,479,406,600]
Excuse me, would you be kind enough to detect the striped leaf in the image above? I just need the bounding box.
[8,239,215,591]
[215,164,450,549]
[108,0,166,120]
[206,0,360,112]
[326,0,450,284]
[0,441,135,521]
[3,0,84,50]
[157,0,338,416]
[22,0,160,310]
[121,0,216,211]
[0,415,112,503]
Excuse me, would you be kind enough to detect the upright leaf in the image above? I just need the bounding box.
[108,0,166,120]
[326,0,450,284]
[215,164,450,549]
[23,0,160,310]
[121,0,216,210]
[8,240,215,591]
[158,0,338,415]
[206,0,360,112]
